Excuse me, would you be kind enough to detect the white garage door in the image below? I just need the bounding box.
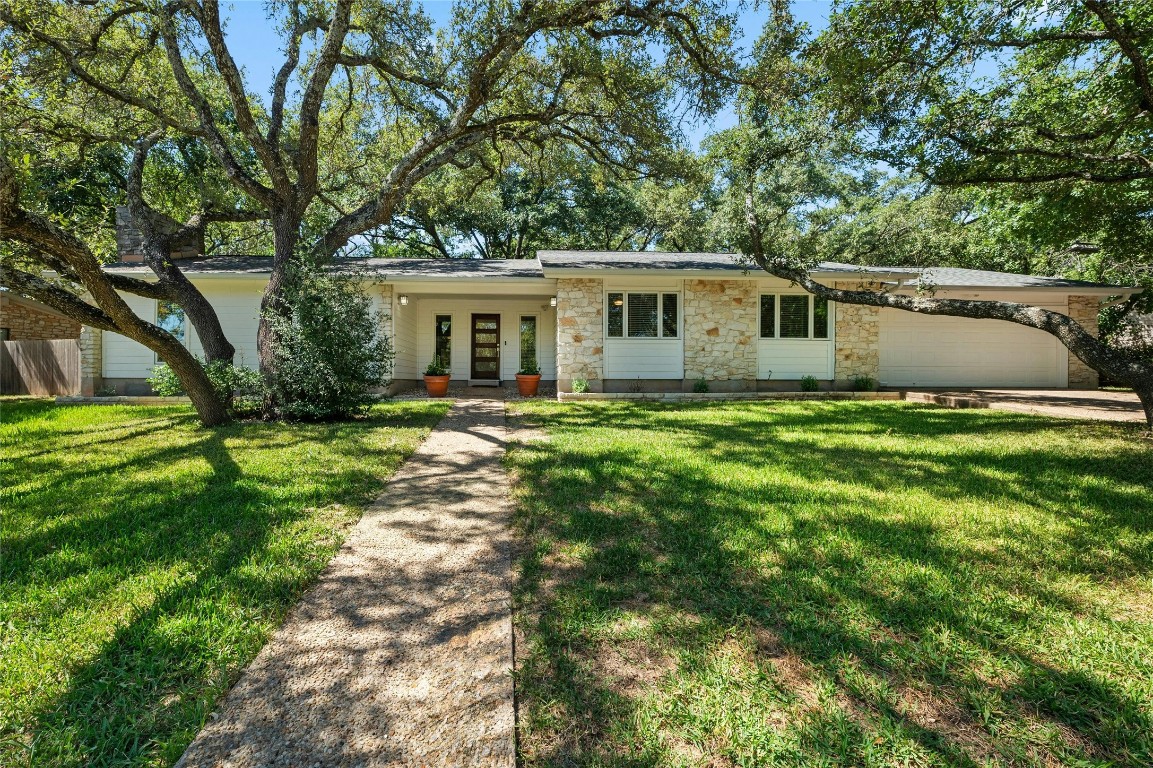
[879,305,1067,387]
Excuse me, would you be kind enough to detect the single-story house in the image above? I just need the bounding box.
[82,251,1140,396]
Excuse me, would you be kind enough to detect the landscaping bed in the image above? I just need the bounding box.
[0,398,451,767]
[506,400,1153,767]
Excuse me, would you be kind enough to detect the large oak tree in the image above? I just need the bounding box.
[718,0,1153,426]
[1,0,736,426]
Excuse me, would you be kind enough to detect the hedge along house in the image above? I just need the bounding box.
[85,250,1140,396]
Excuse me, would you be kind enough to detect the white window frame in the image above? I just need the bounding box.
[759,293,831,341]
[605,291,681,340]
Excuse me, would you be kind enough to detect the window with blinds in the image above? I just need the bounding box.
[760,294,831,340]
[779,295,809,338]
[606,292,679,338]
[760,295,776,338]
[813,296,829,338]
[627,293,658,337]
[607,293,624,337]
[661,293,679,338]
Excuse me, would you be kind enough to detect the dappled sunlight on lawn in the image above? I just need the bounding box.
[508,400,1153,768]
[0,399,450,768]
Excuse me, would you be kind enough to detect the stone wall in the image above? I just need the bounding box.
[555,278,604,391]
[1066,295,1100,389]
[683,279,757,386]
[832,281,880,385]
[1,293,82,340]
[79,325,104,396]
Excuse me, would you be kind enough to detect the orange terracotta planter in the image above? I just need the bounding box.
[424,375,451,397]
[515,374,542,397]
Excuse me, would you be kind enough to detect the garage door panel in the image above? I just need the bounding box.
[879,307,1065,387]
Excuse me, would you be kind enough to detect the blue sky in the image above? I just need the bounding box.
[219,0,835,149]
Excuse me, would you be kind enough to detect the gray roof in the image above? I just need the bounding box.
[906,266,1139,291]
[100,252,1141,293]
[536,250,914,277]
[104,255,546,279]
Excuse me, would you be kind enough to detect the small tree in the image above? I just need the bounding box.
[264,264,394,421]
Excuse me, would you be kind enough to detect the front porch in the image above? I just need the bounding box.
[380,280,558,393]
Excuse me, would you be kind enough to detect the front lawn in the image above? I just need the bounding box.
[0,399,451,768]
[507,401,1153,767]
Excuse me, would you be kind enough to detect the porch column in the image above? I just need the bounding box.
[833,280,881,387]
[79,325,103,396]
[1066,295,1100,389]
[555,278,604,392]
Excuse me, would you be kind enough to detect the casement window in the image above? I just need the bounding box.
[607,292,679,338]
[156,300,186,343]
[434,314,452,367]
[519,316,537,367]
[759,294,829,339]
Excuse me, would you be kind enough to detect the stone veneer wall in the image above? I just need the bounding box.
[79,325,103,396]
[1,293,81,340]
[555,278,604,391]
[1066,295,1100,389]
[832,281,880,384]
[683,279,757,385]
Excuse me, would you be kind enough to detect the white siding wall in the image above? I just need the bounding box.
[409,297,557,380]
[757,340,834,379]
[603,339,684,379]
[102,293,157,378]
[391,295,420,381]
[186,280,263,369]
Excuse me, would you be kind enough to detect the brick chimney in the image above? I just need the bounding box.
[115,206,204,263]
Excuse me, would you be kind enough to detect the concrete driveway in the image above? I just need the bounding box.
[902,389,1146,423]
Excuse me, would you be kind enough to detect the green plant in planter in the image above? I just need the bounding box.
[425,361,449,376]
[571,378,589,394]
[519,358,541,376]
[693,377,709,393]
[852,374,877,392]
[800,375,820,392]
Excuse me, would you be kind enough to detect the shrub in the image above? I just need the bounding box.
[424,360,449,376]
[518,358,541,376]
[147,359,263,412]
[146,363,184,397]
[571,378,589,394]
[266,264,394,420]
[852,374,877,392]
[800,375,820,392]
[693,377,709,393]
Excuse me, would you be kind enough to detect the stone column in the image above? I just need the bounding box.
[1066,295,1100,389]
[79,325,103,396]
[555,278,604,392]
[833,281,880,387]
[683,279,757,391]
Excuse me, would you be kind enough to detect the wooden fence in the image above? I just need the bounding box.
[0,340,81,396]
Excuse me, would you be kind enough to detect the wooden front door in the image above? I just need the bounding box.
[470,313,501,380]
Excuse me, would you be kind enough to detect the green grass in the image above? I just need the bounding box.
[0,398,451,768]
[506,401,1153,768]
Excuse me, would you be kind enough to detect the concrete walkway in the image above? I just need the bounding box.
[177,400,515,767]
[903,388,1146,422]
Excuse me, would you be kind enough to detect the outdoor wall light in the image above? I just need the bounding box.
[612,297,624,306]
[398,294,409,306]
[549,296,558,307]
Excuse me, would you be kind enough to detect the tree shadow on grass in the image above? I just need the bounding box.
[510,402,1153,767]
[3,404,448,768]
